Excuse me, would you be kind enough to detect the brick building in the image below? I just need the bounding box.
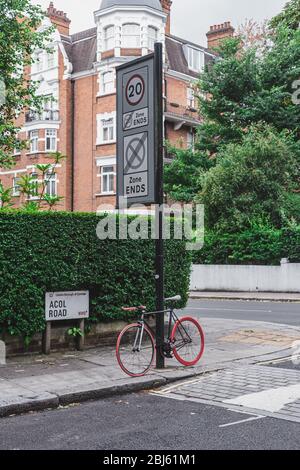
[0,0,234,211]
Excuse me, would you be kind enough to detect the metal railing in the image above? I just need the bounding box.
[25,110,60,123]
[165,102,201,121]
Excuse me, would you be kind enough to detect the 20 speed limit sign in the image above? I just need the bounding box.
[126,74,145,106]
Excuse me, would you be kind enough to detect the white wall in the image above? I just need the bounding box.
[190,260,300,293]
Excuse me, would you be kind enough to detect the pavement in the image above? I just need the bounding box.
[189,291,300,302]
[1,315,300,418]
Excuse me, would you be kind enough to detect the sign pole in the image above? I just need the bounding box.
[154,42,165,369]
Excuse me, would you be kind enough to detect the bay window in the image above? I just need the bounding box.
[148,26,158,50]
[45,129,57,152]
[104,25,115,50]
[122,24,141,48]
[29,130,39,153]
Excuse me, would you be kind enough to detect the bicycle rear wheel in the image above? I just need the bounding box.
[116,323,155,377]
[171,316,204,366]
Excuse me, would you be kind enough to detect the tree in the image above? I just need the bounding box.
[164,146,214,203]
[199,125,300,230]
[270,0,300,30]
[165,12,300,209]
[0,0,51,167]
[0,152,66,211]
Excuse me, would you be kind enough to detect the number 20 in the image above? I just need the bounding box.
[129,82,142,98]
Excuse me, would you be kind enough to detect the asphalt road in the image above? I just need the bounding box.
[0,391,298,450]
[183,299,300,326]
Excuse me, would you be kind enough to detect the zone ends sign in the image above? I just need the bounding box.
[45,291,89,321]
[117,50,161,206]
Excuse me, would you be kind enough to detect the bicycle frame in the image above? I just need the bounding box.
[134,307,193,352]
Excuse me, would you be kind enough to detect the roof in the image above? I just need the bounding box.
[61,27,215,76]
[62,28,97,74]
[165,35,215,79]
[99,0,162,11]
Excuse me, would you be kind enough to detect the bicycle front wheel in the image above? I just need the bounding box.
[116,323,155,377]
[171,316,205,366]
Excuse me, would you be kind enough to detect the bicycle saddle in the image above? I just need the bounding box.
[164,295,182,303]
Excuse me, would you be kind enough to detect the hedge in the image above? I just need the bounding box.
[0,212,192,341]
[193,226,300,265]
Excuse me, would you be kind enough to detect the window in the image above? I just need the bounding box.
[101,71,114,95]
[47,50,55,68]
[102,118,114,142]
[12,177,21,196]
[187,47,204,72]
[45,129,57,151]
[187,130,195,150]
[30,172,39,198]
[101,165,115,194]
[45,172,57,197]
[104,26,115,50]
[187,87,195,108]
[148,26,158,50]
[36,52,43,72]
[122,24,140,48]
[30,130,39,153]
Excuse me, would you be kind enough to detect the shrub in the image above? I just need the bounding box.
[0,212,192,341]
[193,225,300,265]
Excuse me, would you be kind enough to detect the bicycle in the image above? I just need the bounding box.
[116,295,205,377]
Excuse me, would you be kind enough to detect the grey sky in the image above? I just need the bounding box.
[33,0,288,45]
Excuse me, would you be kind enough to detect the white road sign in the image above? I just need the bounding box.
[45,291,89,321]
[126,74,145,106]
[117,55,156,206]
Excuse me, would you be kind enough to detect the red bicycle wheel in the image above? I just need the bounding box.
[171,316,205,366]
[116,323,155,377]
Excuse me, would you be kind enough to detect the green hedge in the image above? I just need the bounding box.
[0,212,192,341]
[193,226,300,265]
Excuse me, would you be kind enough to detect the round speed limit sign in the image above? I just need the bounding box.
[126,74,145,106]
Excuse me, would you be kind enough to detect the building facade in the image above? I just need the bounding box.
[0,0,234,212]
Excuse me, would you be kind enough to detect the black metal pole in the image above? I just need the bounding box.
[154,42,165,369]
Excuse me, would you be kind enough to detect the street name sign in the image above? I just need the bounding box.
[45,291,89,321]
[117,53,156,206]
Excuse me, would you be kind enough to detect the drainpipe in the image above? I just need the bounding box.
[71,79,75,212]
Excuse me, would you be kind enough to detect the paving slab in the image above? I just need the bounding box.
[0,317,299,418]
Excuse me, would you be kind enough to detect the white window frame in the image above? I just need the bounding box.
[100,165,115,195]
[187,130,195,150]
[36,52,43,72]
[104,25,115,51]
[47,49,55,68]
[45,129,57,152]
[187,47,204,73]
[29,130,39,153]
[148,26,158,50]
[12,176,21,197]
[45,172,57,197]
[187,87,195,108]
[30,172,39,199]
[100,71,115,95]
[97,113,116,145]
[122,23,141,48]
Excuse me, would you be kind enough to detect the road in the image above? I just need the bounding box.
[183,299,300,326]
[0,383,299,450]
[0,300,299,451]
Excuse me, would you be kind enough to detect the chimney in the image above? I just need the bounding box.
[206,21,235,50]
[161,0,172,35]
[47,2,71,36]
